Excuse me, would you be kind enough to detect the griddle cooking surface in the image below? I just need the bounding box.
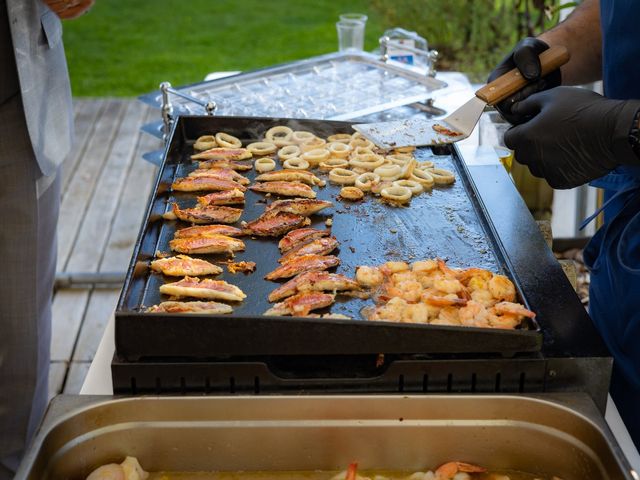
[116,116,541,359]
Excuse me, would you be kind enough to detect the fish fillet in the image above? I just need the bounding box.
[159,276,246,301]
[150,255,222,276]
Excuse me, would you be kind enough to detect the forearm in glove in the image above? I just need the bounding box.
[504,87,640,189]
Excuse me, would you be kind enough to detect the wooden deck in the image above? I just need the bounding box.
[49,98,161,399]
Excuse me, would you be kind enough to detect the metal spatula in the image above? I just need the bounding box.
[353,46,570,149]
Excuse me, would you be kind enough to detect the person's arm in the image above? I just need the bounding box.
[538,0,602,85]
[44,0,94,19]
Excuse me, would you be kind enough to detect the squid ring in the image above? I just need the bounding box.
[349,153,385,171]
[400,158,417,179]
[215,132,242,148]
[301,148,330,166]
[339,186,365,201]
[381,185,412,204]
[194,135,217,151]
[386,153,414,166]
[265,126,293,146]
[254,157,276,173]
[393,146,416,154]
[410,168,435,188]
[318,158,349,171]
[349,137,375,150]
[355,172,381,191]
[329,168,358,185]
[291,131,316,144]
[393,179,423,195]
[327,142,352,158]
[428,167,456,185]
[247,141,277,155]
[278,145,301,161]
[300,137,327,152]
[283,157,310,170]
[416,161,435,170]
[327,133,352,144]
[374,164,402,180]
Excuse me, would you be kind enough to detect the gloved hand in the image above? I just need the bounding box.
[488,37,562,125]
[504,87,640,189]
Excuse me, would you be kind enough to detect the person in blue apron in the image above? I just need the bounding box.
[488,0,640,448]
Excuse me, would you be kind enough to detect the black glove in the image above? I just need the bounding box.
[504,87,640,189]
[488,37,562,125]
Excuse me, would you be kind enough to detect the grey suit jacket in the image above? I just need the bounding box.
[6,0,73,176]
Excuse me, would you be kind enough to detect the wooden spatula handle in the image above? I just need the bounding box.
[475,45,570,105]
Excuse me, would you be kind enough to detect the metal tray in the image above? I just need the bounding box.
[138,51,446,121]
[115,116,543,360]
[15,394,635,479]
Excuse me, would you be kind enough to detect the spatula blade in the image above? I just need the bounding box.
[353,96,486,149]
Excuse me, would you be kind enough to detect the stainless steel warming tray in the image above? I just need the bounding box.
[15,394,635,479]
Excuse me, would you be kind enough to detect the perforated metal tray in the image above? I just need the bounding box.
[138,51,446,120]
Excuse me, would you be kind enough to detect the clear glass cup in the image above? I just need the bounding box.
[336,19,365,52]
[339,13,368,23]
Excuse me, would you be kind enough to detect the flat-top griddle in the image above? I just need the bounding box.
[116,116,544,360]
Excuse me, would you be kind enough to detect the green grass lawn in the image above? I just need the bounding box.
[63,1,383,97]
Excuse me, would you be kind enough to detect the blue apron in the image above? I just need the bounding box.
[582,0,640,448]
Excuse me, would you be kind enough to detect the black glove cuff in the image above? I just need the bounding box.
[612,100,640,165]
[629,107,640,162]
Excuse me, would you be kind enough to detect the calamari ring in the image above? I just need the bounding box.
[291,131,316,144]
[349,137,375,150]
[265,126,293,146]
[410,168,435,188]
[301,148,330,167]
[349,153,385,171]
[328,168,358,185]
[283,157,310,170]
[327,133,352,144]
[416,161,435,170]
[386,153,414,165]
[215,132,242,148]
[393,146,416,154]
[278,145,301,161]
[255,157,276,173]
[318,158,349,171]
[339,186,364,201]
[374,164,402,180]
[393,179,423,195]
[400,159,417,179]
[247,141,277,155]
[428,167,456,185]
[371,179,393,195]
[327,142,352,158]
[355,172,381,192]
[381,185,412,204]
[351,167,368,175]
[194,135,217,151]
[351,146,374,157]
[300,137,327,152]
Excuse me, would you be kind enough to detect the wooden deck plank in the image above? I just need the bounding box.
[65,101,147,272]
[57,100,126,270]
[61,99,105,195]
[48,361,67,402]
[50,289,89,362]
[73,289,121,362]
[62,362,91,394]
[100,107,160,272]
